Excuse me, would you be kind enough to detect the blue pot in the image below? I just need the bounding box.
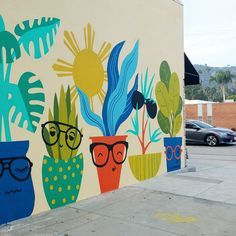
[164,137,182,172]
[0,141,35,224]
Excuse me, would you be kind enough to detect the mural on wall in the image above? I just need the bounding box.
[41,86,84,209]
[53,23,139,193]
[155,61,183,172]
[0,15,60,224]
[128,69,162,181]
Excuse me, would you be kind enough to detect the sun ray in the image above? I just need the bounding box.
[57,59,73,67]
[64,31,80,55]
[71,85,77,100]
[64,40,77,57]
[70,31,81,52]
[53,59,73,73]
[56,73,73,78]
[71,92,78,104]
[97,92,103,104]
[98,42,112,62]
[84,27,88,49]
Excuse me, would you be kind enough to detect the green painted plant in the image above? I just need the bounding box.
[155,61,183,137]
[0,15,60,141]
[128,69,161,154]
[41,86,83,161]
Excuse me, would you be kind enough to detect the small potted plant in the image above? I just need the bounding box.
[127,69,162,181]
[77,40,139,193]
[0,15,60,224]
[41,86,83,209]
[155,61,183,172]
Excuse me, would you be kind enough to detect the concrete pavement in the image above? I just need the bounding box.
[1,144,236,236]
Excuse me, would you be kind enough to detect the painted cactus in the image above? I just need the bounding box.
[41,86,84,208]
[155,61,183,137]
[155,61,183,172]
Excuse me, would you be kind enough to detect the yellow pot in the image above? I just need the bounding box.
[128,153,162,181]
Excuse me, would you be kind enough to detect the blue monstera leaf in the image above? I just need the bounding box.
[14,17,60,59]
[10,72,45,132]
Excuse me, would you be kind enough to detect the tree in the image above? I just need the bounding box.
[209,70,236,102]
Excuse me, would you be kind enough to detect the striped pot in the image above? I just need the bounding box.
[128,153,162,181]
[42,153,83,209]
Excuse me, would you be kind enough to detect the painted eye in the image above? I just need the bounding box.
[50,131,56,137]
[69,134,75,141]
[15,166,28,173]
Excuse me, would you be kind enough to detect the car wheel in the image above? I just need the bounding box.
[206,135,218,146]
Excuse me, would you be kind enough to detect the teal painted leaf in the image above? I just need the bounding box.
[11,72,45,132]
[0,15,5,32]
[149,124,162,143]
[14,17,60,59]
[0,30,21,63]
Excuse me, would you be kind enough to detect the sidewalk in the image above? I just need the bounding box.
[1,145,236,236]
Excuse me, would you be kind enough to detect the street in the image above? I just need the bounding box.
[1,144,236,236]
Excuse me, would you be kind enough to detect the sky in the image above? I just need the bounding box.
[182,0,236,67]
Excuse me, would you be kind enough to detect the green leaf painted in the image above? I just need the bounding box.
[14,17,60,59]
[175,96,183,117]
[155,81,171,118]
[53,94,59,122]
[66,86,71,121]
[169,72,180,114]
[173,114,182,136]
[11,72,45,132]
[157,110,170,134]
[0,30,21,63]
[160,61,171,89]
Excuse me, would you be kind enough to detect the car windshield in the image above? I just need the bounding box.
[193,121,213,129]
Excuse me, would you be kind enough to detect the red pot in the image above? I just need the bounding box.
[90,135,128,193]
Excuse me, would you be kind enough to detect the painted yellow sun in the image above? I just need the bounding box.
[53,23,111,109]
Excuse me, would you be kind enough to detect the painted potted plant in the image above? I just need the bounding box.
[127,69,162,181]
[155,61,183,172]
[77,40,139,193]
[0,15,60,224]
[41,86,83,209]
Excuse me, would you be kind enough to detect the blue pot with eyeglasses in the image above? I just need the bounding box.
[164,137,182,172]
[0,141,35,224]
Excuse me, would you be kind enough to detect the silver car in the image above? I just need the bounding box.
[185,120,236,146]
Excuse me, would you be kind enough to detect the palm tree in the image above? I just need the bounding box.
[209,70,236,102]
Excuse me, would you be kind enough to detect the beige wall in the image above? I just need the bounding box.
[1,0,184,221]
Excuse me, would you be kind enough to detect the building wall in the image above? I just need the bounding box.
[185,103,236,129]
[0,0,184,224]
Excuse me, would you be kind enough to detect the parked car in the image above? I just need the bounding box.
[185,119,236,146]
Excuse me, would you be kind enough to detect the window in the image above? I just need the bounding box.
[185,123,198,129]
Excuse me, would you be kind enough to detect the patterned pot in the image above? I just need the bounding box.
[128,153,162,181]
[90,135,128,193]
[0,141,35,224]
[164,137,182,172]
[42,153,83,209]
